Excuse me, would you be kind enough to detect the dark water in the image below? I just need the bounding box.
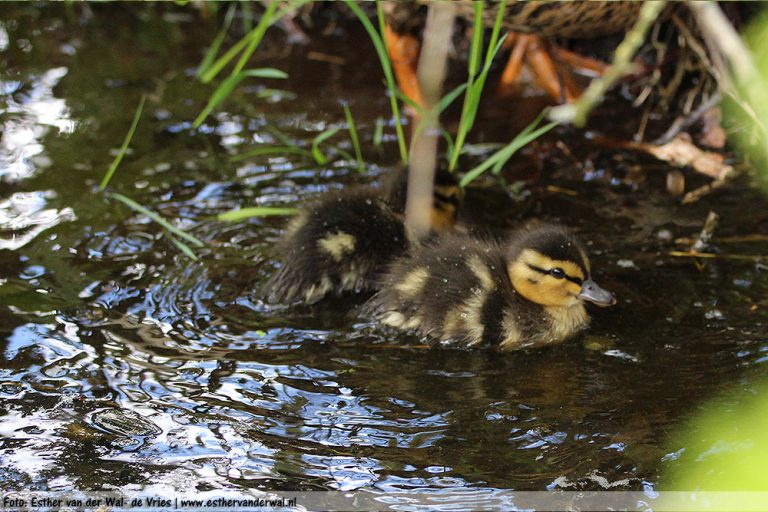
[1,3,767,506]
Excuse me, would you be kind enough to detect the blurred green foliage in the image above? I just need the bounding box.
[663,378,768,493]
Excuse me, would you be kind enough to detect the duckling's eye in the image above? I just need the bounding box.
[550,268,566,279]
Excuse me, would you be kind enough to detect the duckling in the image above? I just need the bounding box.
[369,223,616,350]
[265,166,461,305]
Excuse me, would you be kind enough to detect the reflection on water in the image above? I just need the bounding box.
[1,67,75,183]
[1,3,767,507]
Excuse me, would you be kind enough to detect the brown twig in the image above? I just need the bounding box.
[549,1,666,127]
[669,251,767,262]
[690,210,720,252]
[653,92,722,145]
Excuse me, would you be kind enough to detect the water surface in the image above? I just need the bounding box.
[1,3,767,507]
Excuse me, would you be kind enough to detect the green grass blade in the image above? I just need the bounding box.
[200,1,284,84]
[491,121,558,175]
[218,207,299,222]
[344,0,408,163]
[193,68,287,128]
[440,127,455,160]
[232,0,279,76]
[449,0,508,172]
[196,3,237,79]
[108,192,205,247]
[468,1,484,78]
[311,126,341,165]
[165,230,199,261]
[335,147,355,162]
[438,83,468,113]
[241,0,254,33]
[343,104,365,173]
[459,116,559,188]
[373,117,384,148]
[230,145,312,162]
[99,94,146,191]
[265,125,298,147]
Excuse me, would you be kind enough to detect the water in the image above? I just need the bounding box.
[1,3,767,507]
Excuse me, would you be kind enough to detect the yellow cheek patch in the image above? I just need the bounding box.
[317,232,356,262]
[508,250,586,308]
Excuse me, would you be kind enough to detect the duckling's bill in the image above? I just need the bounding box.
[578,278,616,307]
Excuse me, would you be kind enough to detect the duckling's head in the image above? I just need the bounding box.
[430,168,462,233]
[384,162,462,233]
[506,224,616,308]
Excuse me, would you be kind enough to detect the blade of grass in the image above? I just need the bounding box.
[108,192,205,248]
[100,94,146,191]
[311,126,341,165]
[265,125,297,147]
[193,68,287,128]
[241,0,254,33]
[230,145,312,162]
[459,115,559,187]
[449,0,508,171]
[440,128,455,160]
[491,121,558,175]
[373,117,384,148]
[344,0,408,163]
[165,230,199,261]
[467,1,484,78]
[335,147,355,163]
[218,206,299,222]
[343,104,365,173]
[438,83,469,113]
[200,1,280,83]
[232,0,279,76]
[196,3,237,79]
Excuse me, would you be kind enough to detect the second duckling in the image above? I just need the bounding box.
[265,167,461,305]
[369,223,616,350]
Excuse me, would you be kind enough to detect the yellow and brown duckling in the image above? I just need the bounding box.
[265,166,462,305]
[369,223,616,350]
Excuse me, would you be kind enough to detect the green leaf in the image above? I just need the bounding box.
[344,0,408,163]
[311,126,341,165]
[438,83,468,113]
[343,104,365,173]
[265,125,298,147]
[460,115,559,187]
[491,121,558,175]
[373,117,384,148]
[165,230,199,261]
[107,192,205,248]
[196,3,237,79]
[200,0,281,84]
[193,68,287,128]
[218,207,299,222]
[449,0,508,172]
[100,94,146,191]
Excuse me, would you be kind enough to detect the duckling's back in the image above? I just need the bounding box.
[370,235,557,349]
[265,188,408,305]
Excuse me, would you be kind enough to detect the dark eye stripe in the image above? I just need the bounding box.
[526,263,583,285]
[434,191,460,207]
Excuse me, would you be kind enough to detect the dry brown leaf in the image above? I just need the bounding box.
[641,134,732,179]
